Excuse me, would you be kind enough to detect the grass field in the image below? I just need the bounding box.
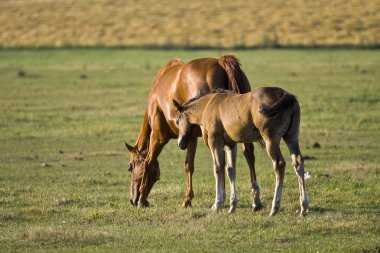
[0,49,379,252]
[1,0,379,48]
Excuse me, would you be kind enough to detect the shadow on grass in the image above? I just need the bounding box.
[309,206,336,213]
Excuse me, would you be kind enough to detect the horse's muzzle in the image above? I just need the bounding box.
[130,193,139,206]
[130,181,141,206]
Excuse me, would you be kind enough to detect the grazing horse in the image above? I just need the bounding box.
[125,56,264,210]
[173,87,309,215]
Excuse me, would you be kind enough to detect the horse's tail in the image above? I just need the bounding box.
[259,92,298,118]
[152,59,183,86]
[218,55,251,94]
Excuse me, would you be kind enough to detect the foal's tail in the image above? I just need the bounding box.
[259,92,298,118]
[218,55,251,94]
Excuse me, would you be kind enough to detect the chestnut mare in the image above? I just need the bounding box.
[125,56,264,209]
[173,88,309,215]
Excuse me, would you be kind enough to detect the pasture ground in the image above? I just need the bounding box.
[0,49,379,252]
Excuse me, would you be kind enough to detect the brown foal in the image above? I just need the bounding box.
[173,88,309,215]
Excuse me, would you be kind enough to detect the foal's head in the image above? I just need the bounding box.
[173,100,194,150]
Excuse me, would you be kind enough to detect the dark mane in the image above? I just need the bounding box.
[182,92,207,107]
[212,88,235,94]
[183,89,236,107]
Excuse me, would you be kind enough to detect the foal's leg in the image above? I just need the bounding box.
[225,144,238,213]
[284,138,309,215]
[182,136,197,207]
[243,143,263,211]
[209,138,225,212]
[265,139,286,216]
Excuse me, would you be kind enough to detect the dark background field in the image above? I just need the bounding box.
[1,0,380,252]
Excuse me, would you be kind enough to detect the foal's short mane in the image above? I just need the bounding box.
[183,89,235,107]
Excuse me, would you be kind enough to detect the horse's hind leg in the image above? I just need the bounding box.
[225,144,237,213]
[284,138,309,215]
[265,139,286,216]
[182,136,197,207]
[243,143,263,211]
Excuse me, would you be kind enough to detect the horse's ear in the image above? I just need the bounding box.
[172,99,183,112]
[125,141,134,152]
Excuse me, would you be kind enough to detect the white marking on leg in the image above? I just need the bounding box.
[270,177,283,216]
[291,154,309,215]
[226,145,237,213]
[211,145,225,212]
[251,181,262,210]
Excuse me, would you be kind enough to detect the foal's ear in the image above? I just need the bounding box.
[125,141,135,152]
[172,99,183,112]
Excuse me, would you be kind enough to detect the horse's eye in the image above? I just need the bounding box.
[128,162,133,172]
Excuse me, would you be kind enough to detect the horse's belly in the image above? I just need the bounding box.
[224,124,261,144]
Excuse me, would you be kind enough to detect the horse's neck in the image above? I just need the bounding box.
[135,109,151,155]
[188,95,213,125]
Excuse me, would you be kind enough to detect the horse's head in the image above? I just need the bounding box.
[173,100,194,150]
[125,142,160,206]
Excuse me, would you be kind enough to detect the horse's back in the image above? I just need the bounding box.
[178,58,229,101]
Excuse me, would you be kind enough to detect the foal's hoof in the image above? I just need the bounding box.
[182,200,192,208]
[300,208,308,216]
[138,199,149,208]
[269,207,280,216]
[211,203,222,212]
[252,202,264,212]
[228,206,236,214]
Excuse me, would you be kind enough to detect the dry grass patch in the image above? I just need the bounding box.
[0,0,379,48]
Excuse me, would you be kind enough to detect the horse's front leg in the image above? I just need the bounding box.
[138,138,166,208]
[138,114,169,208]
[209,138,225,212]
[182,136,197,207]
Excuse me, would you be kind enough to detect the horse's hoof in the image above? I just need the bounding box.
[138,200,149,208]
[182,200,192,208]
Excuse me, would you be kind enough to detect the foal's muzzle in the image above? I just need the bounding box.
[178,139,187,150]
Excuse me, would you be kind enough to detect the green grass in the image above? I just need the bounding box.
[0,49,379,252]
